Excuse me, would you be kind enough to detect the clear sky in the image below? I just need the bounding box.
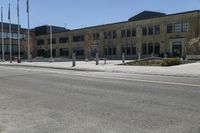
[0,0,200,29]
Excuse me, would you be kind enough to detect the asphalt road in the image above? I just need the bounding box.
[0,66,200,133]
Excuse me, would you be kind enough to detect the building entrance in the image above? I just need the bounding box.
[172,42,182,58]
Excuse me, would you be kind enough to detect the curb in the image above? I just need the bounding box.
[0,64,199,78]
[0,64,105,72]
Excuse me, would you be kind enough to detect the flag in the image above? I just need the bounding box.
[17,0,19,17]
[27,0,29,13]
[8,4,10,20]
[1,7,3,22]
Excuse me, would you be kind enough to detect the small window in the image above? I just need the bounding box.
[104,32,108,39]
[93,33,100,40]
[154,43,160,54]
[182,21,189,32]
[37,40,44,45]
[148,43,154,55]
[132,28,136,37]
[113,31,117,38]
[142,27,147,36]
[127,29,131,37]
[48,38,56,44]
[73,35,84,42]
[154,26,160,35]
[142,43,147,55]
[108,31,112,39]
[60,48,69,56]
[121,30,126,38]
[174,23,181,33]
[59,37,69,43]
[148,27,154,35]
[167,24,173,33]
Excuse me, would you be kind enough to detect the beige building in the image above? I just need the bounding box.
[33,10,200,59]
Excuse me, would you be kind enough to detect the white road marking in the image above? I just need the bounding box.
[0,66,200,87]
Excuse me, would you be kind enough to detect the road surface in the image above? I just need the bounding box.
[0,66,199,133]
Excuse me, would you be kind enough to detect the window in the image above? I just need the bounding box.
[93,33,100,40]
[73,48,84,56]
[113,31,117,39]
[127,29,131,37]
[104,48,108,55]
[148,27,154,35]
[132,45,136,55]
[174,23,181,32]
[108,48,112,55]
[148,43,154,55]
[47,49,56,57]
[48,38,56,44]
[105,47,116,55]
[122,44,136,55]
[37,40,44,45]
[12,33,18,39]
[154,25,160,35]
[167,24,173,33]
[154,43,160,54]
[182,21,189,32]
[38,49,45,56]
[108,31,112,39]
[121,30,126,38]
[104,32,108,39]
[132,28,136,37]
[113,48,116,55]
[73,35,84,42]
[60,48,69,56]
[59,37,69,43]
[142,43,147,55]
[142,27,147,36]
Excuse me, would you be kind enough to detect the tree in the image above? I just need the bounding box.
[186,37,200,55]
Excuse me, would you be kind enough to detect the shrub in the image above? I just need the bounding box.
[160,58,181,66]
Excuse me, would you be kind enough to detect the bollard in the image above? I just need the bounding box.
[96,53,99,65]
[122,53,125,64]
[72,53,76,67]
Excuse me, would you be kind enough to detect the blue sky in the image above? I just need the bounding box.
[0,0,200,29]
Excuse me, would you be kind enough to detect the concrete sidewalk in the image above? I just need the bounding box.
[0,60,200,77]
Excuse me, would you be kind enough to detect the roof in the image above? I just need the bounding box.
[128,11,166,21]
[34,25,69,36]
[34,10,200,35]
[0,22,21,30]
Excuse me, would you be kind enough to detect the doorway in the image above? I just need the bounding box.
[172,42,182,57]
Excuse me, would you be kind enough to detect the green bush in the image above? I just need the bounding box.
[160,58,181,66]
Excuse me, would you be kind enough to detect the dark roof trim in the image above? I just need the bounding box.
[128,11,166,21]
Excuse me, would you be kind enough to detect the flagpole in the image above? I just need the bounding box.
[1,7,4,62]
[8,3,12,63]
[49,25,53,62]
[27,0,30,62]
[17,0,21,62]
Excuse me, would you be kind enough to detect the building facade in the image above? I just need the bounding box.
[0,23,28,60]
[2,10,200,60]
